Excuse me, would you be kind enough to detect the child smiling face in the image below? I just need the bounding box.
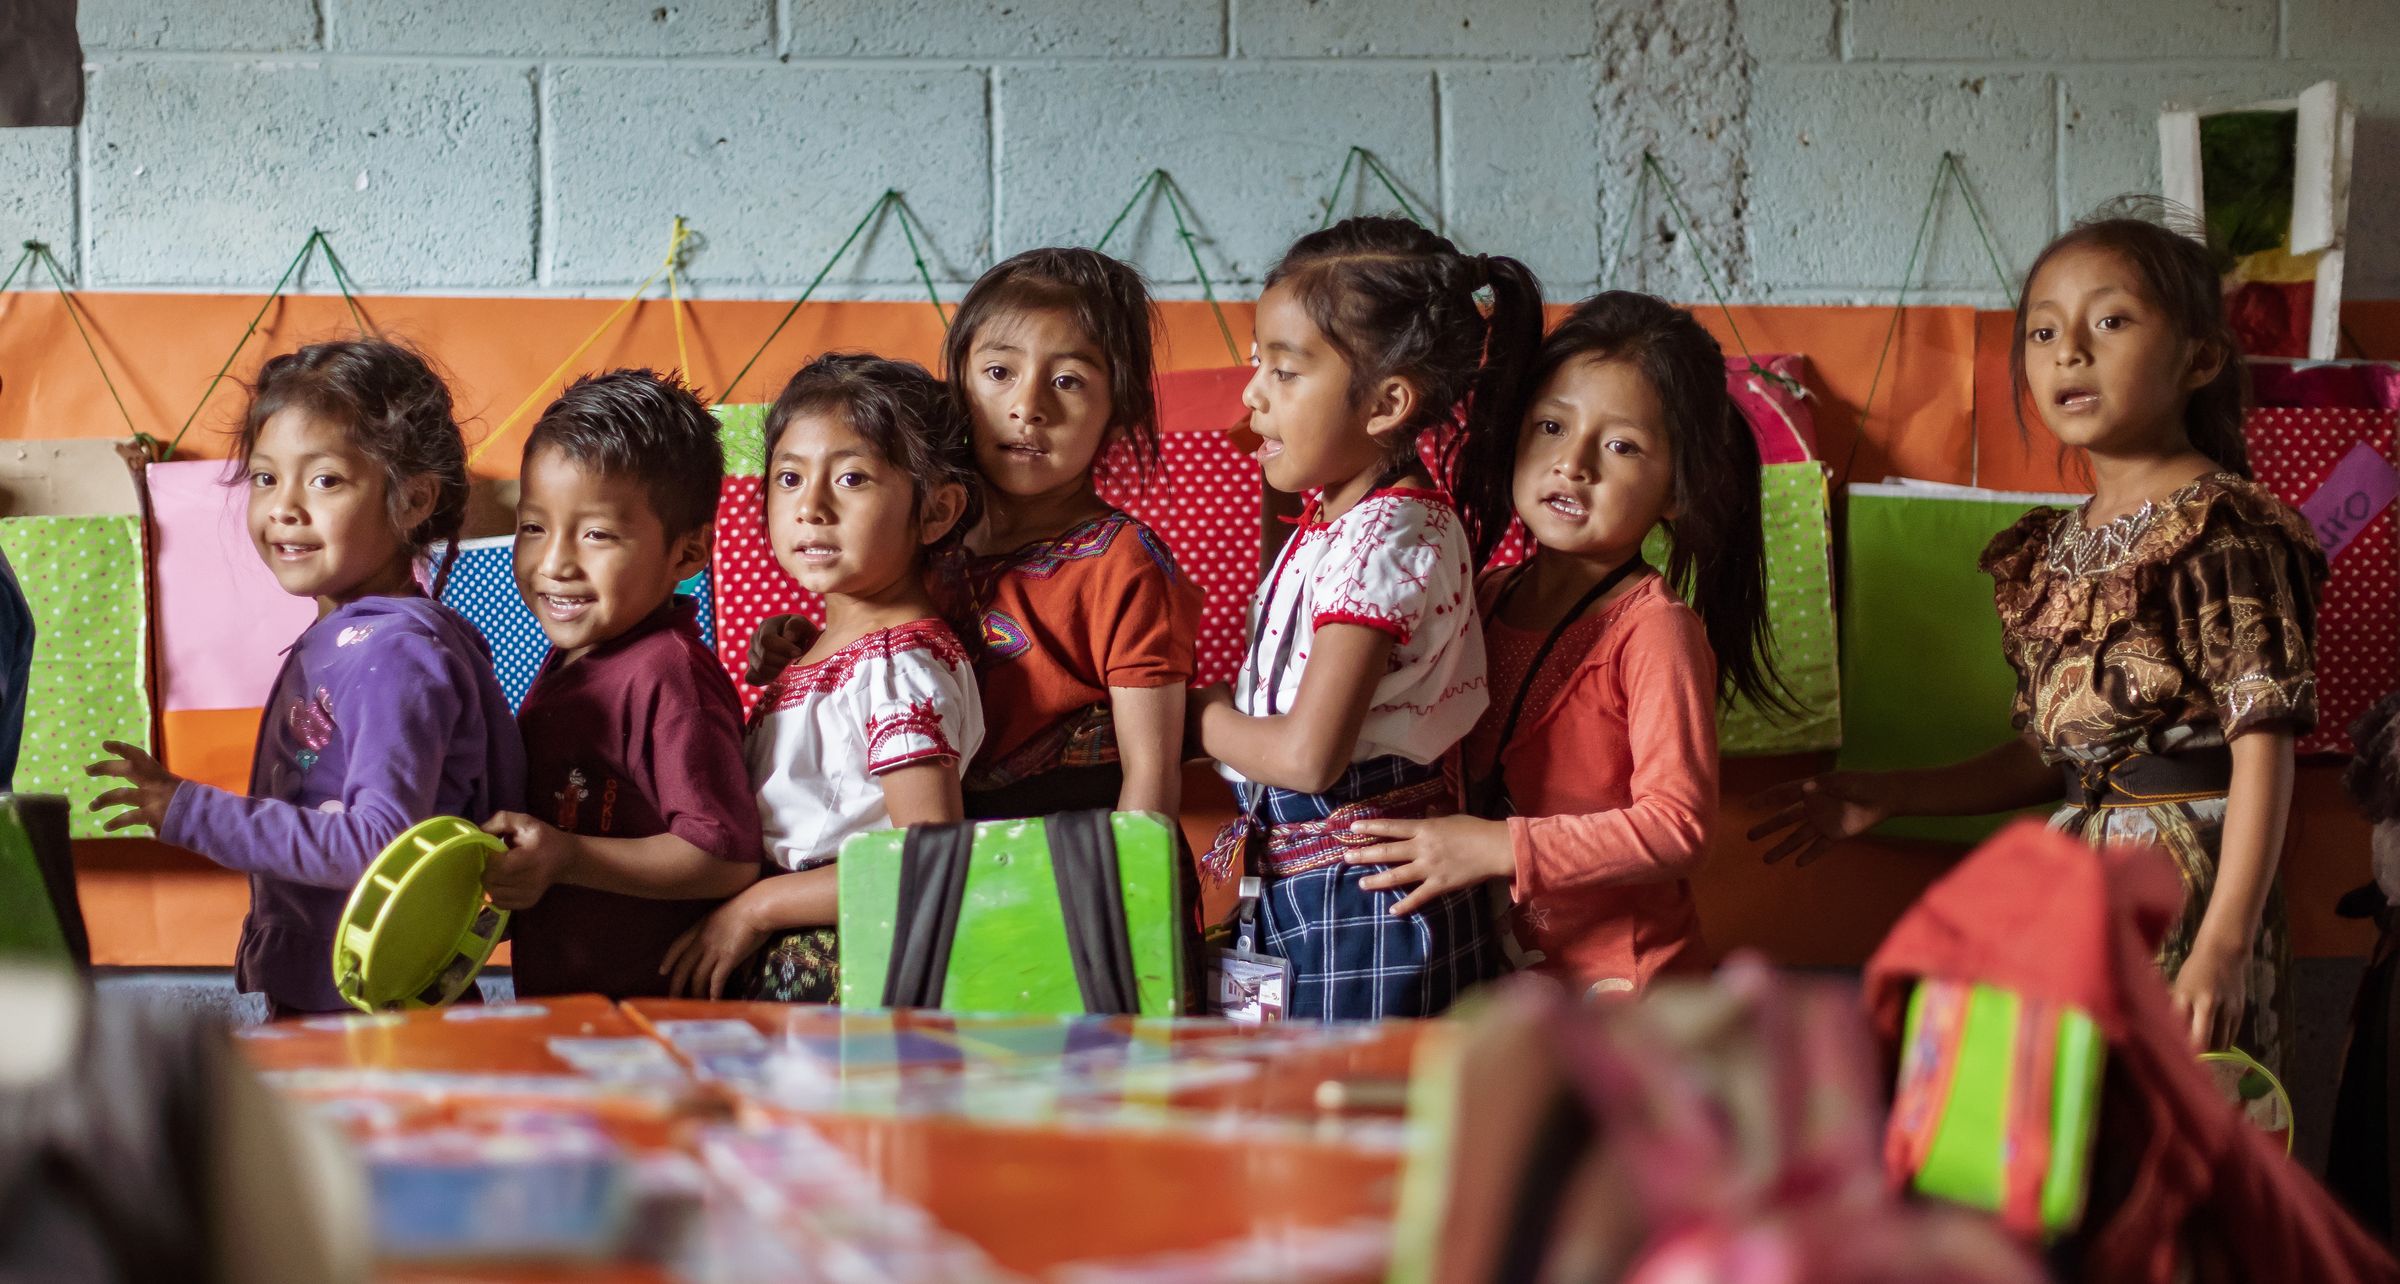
[963,306,1115,504]
[1510,355,1678,563]
[244,407,430,611]
[512,445,707,666]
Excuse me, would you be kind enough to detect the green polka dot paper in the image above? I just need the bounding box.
[0,515,151,838]
[1641,463,1842,756]
[716,403,768,478]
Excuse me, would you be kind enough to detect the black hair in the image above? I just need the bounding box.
[2347,690,2400,824]
[232,337,470,594]
[1264,216,1544,565]
[943,247,1163,483]
[523,368,723,538]
[1525,291,1788,714]
[761,352,982,552]
[2013,196,2251,478]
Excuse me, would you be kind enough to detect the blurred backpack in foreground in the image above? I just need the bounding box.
[1866,821,2396,1284]
[1392,958,2041,1284]
[0,967,367,1283]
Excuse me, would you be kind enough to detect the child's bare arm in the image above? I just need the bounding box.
[1747,737,2059,866]
[1109,684,1186,817]
[1195,623,1394,795]
[480,814,758,909]
[878,759,965,827]
[662,863,837,999]
[2173,728,2294,1050]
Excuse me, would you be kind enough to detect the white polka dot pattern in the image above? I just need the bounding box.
[2245,407,2400,757]
[1102,430,1264,686]
[0,515,150,838]
[438,537,718,712]
[711,475,824,716]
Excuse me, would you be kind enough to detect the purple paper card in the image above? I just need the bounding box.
[2300,441,2400,562]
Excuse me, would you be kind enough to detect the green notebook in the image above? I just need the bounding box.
[837,812,1186,1016]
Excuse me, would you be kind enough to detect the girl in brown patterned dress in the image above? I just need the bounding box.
[1752,203,2325,1074]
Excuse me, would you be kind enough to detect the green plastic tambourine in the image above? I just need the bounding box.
[2200,1047,2294,1155]
[331,816,509,1013]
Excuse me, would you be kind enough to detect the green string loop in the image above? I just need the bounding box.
[1316,146,1427,230]
[723,191,899,402]
[165,231,328,460]
[313,229,376,336]
[27,243,142,443]
[889,197,949,328]
[1617,153,1799,399]
[1091,170,1243,366]
[0,242,36,296]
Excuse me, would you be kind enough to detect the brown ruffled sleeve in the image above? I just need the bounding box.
[2165,479,2329,740]
[1982,506,2068,733]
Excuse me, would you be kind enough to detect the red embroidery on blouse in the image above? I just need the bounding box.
[765,618,970,712]
[865,697,959,772]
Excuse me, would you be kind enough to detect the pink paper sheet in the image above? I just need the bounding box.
[147,459,317,712]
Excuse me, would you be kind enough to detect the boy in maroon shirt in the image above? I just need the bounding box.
[479,370,761,997]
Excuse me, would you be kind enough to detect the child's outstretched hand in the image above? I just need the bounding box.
[662,891,768,1000]
[85,740,183,834]
[1746,772,1893,867]
[1346,815,1513,917]
[745,614,818,687]
[479,812,578,911]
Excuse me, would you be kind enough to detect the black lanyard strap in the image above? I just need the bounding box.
[1483,556,1648,775]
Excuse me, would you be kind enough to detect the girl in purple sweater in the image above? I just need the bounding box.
[88,340,524,1015]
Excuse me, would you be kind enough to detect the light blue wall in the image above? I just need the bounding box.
[6,0,2394,304]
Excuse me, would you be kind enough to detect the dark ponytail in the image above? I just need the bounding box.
[1534,292,1788,714]
[1265,217,1544,564]
[2012,196,2251,477]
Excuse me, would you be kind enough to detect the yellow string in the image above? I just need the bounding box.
[665,216,692,385]
[468,218,687,467]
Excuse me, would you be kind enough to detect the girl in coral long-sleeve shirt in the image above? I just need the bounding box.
[1349,292,1785,996]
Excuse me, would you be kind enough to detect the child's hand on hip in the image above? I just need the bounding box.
[85,741,183,834]
[1346,815,1513,916]
[478,812,577,910]
[662,891,769,1000]
[745,614,816,687]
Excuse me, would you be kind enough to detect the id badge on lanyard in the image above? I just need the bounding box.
[1209,534,1310,1022]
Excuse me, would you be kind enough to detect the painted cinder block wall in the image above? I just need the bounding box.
[4,0,2394,307]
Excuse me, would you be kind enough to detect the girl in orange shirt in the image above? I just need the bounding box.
[1349,292,1783,996]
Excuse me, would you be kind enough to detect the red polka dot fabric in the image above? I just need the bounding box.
[710,474,824,717]
[1105,368,1264,686]
[2246,407,2400,757]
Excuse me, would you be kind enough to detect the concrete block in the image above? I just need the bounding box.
[2288,0,2400,59]
[1593,0,1756,303]
[1442,66,1604,294]
[1236,0,1591,57]
[0,129,77,284]
[547,65,989,289]
[996,66,1434,294]
[1846,0,2273,61]
[84,61,536,289]
[1734,0,1839,61]
[78,0,318,51]
[1745,67,2054,299]
[340,0,772,56]
[784,0,1222,57]
[2061,67,2400,297]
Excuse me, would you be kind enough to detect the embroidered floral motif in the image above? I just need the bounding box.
[766,619,970,710]
[865,697,958,771]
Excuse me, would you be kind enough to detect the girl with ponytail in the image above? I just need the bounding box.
[1191,216,1542,1020]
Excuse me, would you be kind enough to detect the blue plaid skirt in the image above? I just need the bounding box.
[1246,757,1506,1021]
